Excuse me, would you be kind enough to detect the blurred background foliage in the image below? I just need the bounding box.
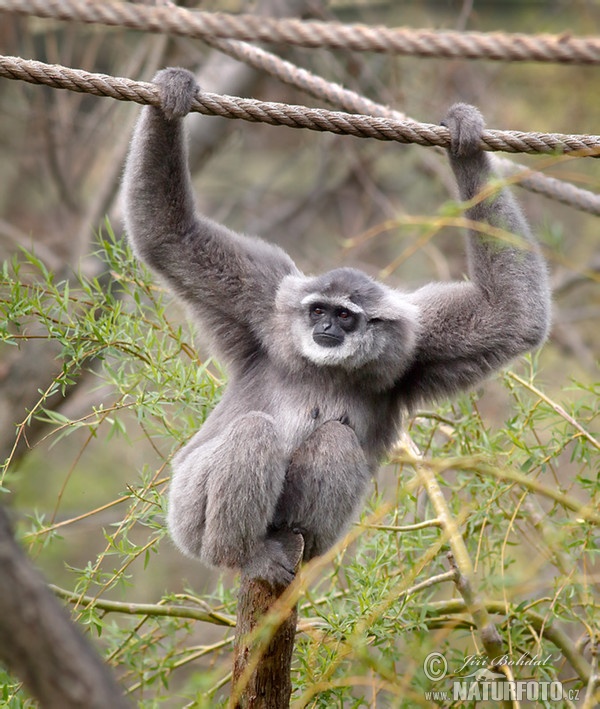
[0,0,598,706]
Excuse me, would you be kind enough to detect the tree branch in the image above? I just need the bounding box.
[0,506,130,708]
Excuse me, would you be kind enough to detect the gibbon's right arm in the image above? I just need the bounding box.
[400,104,551,408]
[122,68,298,363]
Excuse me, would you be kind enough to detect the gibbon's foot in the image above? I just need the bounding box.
[241,536,297,587]
[153,67,198,121]
[441,103,485,158]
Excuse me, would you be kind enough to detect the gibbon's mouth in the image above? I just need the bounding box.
[313,333,343,348]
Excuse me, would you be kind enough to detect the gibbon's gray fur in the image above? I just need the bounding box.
[123,68,551,586]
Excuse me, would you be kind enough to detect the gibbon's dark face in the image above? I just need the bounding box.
[277,267,420,372]
[308,302,361,348]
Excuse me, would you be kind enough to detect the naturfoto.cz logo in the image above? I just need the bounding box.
[422,652,581,703]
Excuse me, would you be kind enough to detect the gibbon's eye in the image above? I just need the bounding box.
[336,308,356,324]
[310,304,326,318]
[336,308,358,332]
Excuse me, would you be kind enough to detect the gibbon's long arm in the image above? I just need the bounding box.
[400,104,551,407]
[123,69,298,365]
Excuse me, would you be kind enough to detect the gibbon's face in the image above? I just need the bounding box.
[275,268,420,375]
[294,293,372,368]
[308,301,361,348]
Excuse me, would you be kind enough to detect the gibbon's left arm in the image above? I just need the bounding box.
[400,104,551,407]
[122,68,298,365]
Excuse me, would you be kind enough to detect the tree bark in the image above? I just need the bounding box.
[0,506,131,709]
[231,530,304,709]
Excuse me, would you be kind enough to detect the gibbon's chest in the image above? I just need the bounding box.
[239,369,398,461]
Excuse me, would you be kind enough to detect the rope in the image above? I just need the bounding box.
[2,55,600,161]
[204,37,600,215]
[494,162,600,216]
[202,36,406,122]
[1,0,599,64]
[3,1,599,213]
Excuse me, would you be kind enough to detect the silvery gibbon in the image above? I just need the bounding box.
[123,69,550,585]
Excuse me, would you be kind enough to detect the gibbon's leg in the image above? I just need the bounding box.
[168,412,292,584]
[272,421,371,561]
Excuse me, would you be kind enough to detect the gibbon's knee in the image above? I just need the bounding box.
[202,412,287,568]
[167,450,210,559]
[273,419,371,560]
[294,419,368,473]
[168,412,285,565]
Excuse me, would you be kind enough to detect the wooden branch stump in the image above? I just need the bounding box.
[231,530,304,709]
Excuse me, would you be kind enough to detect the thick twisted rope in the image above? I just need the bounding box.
[1,0,599,64]
[203,37,600,215]
[3,1,599,213]
[203,36,407,122]
[2,55,600,161]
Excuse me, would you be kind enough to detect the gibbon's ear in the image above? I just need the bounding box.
[275,274,312,313]
[369,287,420,326]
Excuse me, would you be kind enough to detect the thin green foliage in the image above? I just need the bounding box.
[0,228,597,708]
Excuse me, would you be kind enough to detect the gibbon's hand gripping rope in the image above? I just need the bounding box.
[1,55,599,159]
[199,35,600,216]
[1,1,600,212]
